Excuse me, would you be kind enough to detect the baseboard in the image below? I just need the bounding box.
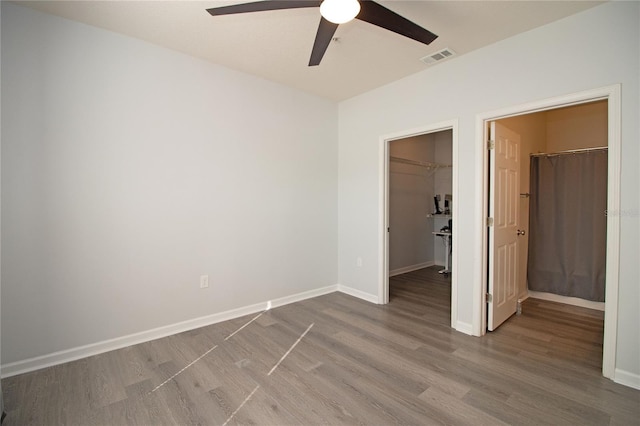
[614,368,640,390]
[527,290,605,311]
[389,261,435,277]
[454,321,473,336]
[267,285,338,309]
[1,284,339,378]
[337,284,379,304]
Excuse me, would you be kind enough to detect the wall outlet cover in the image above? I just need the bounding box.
[200,275,209,288]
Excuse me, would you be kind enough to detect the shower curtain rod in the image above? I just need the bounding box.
[530,146,607,158]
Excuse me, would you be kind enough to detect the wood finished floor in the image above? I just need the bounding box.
[2,266,639,425]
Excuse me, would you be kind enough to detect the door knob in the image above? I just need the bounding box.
[517,229,526,236]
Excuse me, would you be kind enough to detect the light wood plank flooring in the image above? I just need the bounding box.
[2,266,639,425]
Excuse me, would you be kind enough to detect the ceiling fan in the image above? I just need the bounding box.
[206,0,438,66]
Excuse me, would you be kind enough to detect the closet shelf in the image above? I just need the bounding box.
[390,156,452,170]
[426,214,452,218]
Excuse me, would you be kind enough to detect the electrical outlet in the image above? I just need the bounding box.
[200,275,209,289]
[357,257,363,267]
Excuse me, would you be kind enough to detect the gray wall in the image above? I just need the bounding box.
[1,0,638,388]
[388,134,435,273]
[0,0,4,413]
[432,132,453,266]
[1,3,338,365]
[338,2,639,381]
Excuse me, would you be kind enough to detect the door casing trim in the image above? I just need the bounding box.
[379,120,459,330]
[475,84,621,379]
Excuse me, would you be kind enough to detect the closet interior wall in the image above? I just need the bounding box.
[388,131,452,276]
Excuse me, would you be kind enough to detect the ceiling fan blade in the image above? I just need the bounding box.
[308,17,339,66]
[356,0,438,45]
[207,0,321,16]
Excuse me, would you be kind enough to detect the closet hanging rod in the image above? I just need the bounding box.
[390,171,429,178]
[530,146,607,158]
[390,156,452,169]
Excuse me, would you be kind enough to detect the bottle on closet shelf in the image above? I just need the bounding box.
[433,195,442,215]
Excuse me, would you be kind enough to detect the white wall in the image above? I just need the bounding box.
[1,3,338,366]
[338,1,639,381]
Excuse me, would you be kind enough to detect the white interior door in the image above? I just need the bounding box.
[488,121,520,331]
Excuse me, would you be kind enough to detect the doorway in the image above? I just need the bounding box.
[501,101,608,312]
[477,85,621,379]
[379,120,458,329]
[388,131,452,276]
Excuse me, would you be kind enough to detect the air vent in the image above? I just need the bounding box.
[420,48,456,65]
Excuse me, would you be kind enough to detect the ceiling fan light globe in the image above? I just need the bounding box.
[320,0,360,24]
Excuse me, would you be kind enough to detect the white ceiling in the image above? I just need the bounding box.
[18,0,604,101]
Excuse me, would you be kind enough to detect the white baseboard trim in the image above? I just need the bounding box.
[527,290,605,311]
[614,368,640,390]
[337,284,379,304]
[267,285,338,309]
[389,261,435,277]
[454,321,474,336]
[1,284,339,378]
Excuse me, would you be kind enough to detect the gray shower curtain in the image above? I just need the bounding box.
[527,150,607,302]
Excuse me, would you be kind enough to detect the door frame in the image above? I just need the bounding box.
[475,84,621,379]
[379,119,459,329]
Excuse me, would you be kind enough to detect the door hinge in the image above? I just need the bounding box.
[387,227,390,232]
[487,139,495,150]
[486,217,494,227]
[486,293,493,303]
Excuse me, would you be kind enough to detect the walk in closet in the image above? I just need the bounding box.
[388,130,452,277]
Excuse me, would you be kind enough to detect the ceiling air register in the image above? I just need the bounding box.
[206,0,438,66]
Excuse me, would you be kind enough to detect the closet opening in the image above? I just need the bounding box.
[379,120,458,329]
